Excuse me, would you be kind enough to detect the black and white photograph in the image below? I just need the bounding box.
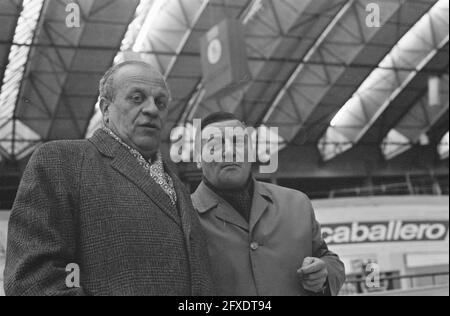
[0,0,448,301]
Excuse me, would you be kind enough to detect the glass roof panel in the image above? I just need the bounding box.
[319,0,449,161]
[0,0,45,160]
[381,129,412,161]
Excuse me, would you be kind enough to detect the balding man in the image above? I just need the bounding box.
[4,61,215,296]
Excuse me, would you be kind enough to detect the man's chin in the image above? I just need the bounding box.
[219,174,248,189]
[134,138,160,153]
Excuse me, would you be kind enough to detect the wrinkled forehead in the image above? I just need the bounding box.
[204,120,246,131]
[202,120,249,140]
[114,64,169,95]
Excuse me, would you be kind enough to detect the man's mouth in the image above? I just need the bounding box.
[140,123,160,131]
[221,163,241,169]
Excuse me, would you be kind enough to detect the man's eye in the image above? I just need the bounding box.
[131,93,144,103]
[155,98,167,109]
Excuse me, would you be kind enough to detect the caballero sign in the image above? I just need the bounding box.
[322,221,449,245]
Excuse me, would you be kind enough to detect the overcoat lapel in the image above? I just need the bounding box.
[89,129,181,227]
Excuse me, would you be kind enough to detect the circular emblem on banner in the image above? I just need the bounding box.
[207,39,222,65]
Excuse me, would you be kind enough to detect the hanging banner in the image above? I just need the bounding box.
[200,19,250,99]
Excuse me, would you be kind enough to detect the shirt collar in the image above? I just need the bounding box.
[194,179,274,214]
[102,126,162,165]
[203,176,254,197]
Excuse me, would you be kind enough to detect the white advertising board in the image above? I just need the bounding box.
[312,196,449,275]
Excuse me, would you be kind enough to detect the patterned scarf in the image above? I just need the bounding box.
[102,127,177,206]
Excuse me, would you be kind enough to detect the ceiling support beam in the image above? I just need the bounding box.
[261,0,355,125]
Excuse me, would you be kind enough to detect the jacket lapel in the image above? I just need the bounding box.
[166,164,192,241]
[89,129,181,227]
[215,203,249,232]
[249,181,272,233]
[195,182,249,232]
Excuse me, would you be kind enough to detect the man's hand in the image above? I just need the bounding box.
[297,257,328,293]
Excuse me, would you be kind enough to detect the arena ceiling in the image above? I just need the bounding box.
[0,0,448,170]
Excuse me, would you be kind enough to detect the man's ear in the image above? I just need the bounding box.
[99,97,109,114]
[99,97,111,123]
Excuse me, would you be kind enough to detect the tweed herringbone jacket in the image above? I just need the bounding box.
[4,129,215,296]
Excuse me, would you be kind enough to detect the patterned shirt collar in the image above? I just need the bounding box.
[102,127,178,206]
[102,127,162,165]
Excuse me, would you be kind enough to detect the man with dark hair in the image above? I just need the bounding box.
[192,111,345,296]
[4,61,215,296]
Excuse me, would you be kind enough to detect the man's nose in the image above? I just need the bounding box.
[222,140,237,162]
[141,97,159,116]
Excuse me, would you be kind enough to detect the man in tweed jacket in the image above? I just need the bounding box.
[4,61,215,296]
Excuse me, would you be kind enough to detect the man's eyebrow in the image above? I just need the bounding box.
[153,90,169,98]
[125,87,169,97]
[125,87,145,94]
